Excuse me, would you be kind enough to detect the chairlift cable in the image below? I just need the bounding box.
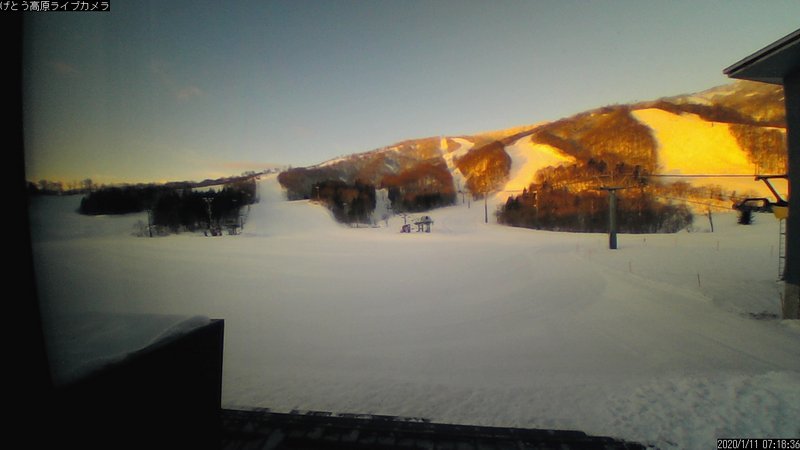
[647,173,784,178]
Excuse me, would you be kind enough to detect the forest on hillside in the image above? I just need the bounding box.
[455,141,511,198]
[498,185,693,234]
[497,155,694,234]
[381,160,456,212]
[531,105,659,173]
[311,179,376,224]
[276,80,785,233]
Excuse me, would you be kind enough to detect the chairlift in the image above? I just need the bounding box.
[733,197,773,214]
[755,175,789,219]
[414,216,434,233]
[400,215,434,233]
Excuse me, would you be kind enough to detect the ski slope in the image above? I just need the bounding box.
[500,135,574,197]
[29,174,800,449]
[632,108,789,201]
[244,174,340,237]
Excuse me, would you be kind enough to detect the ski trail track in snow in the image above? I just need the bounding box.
[236,175,800,449]
[244,175,342,237]
[29,173,800,450]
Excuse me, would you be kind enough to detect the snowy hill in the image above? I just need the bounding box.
[278,80,787,215]
[244,175,341,236]
[29,174,800,449]
[631,107,786,199]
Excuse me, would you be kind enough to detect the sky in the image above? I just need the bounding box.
[22,0,800,185]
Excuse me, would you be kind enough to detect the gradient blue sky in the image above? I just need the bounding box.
[23,0,800,184]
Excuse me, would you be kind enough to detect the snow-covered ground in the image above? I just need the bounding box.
[29,175,800,449]
[441,137,473,196]
[500,135,575,198]
[632,108,789,200]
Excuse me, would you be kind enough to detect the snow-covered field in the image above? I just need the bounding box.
[29,174,800,449]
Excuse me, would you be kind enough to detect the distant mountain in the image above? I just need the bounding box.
[278,80,787,219]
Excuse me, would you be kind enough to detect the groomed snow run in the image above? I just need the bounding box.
[499,135,575,200]
[29,174,800,449]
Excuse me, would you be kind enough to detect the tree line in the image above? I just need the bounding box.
[497,158,694,234]
[498,185,693,234]
[28,178,95,196]
[293,160,456,221]
[78,177,258,234]
[531,105,658,173]
[312,179,377,224]
[381,160,456,212]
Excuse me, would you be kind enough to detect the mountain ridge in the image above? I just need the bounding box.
[278,80,787,219]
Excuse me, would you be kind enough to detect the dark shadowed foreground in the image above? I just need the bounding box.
[221,408,645,450]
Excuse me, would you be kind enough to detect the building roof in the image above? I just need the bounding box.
[723,28,800,84]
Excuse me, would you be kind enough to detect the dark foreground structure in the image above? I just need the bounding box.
[47,319,226,450]
[42,317,644,449]
[221,409,645,450]
[725,28,800,319]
